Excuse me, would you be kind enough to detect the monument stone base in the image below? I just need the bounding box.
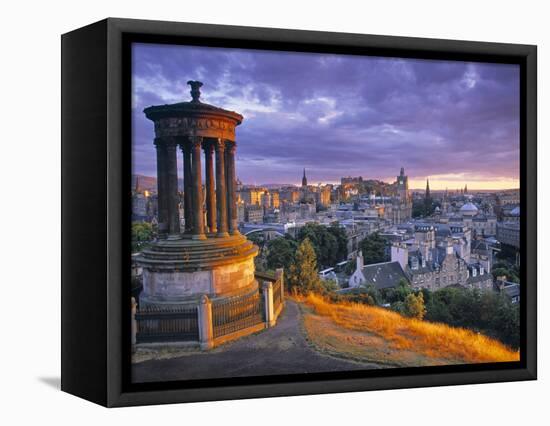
[137,233,259,308]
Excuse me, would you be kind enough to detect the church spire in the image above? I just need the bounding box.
[302,168,308,187]
[424,179,432,216]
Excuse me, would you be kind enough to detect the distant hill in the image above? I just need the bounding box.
[132,174,185,192]
[259,183,296,189]
[132,175,157,192]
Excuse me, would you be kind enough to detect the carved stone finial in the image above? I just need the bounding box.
[187,80,203,103]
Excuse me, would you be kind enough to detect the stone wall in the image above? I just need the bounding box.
[212,257,256,296]
[140,256,256,306]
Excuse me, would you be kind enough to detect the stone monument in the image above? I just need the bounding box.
[137,81,259,308]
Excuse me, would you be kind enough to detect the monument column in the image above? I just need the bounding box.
[204,141,217,234]
[165,139,180,237]
[154,138,168,237]
[190,136,206,240]
[225,141,238,234]
[181,141,193,233]
[215,139,229,237]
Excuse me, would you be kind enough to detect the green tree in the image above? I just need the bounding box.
[391,301,406,315]
[328,222,349,260]
[396,278,412,301]
[288,238,323,293]
[131,222,154,253]
[359,232,389,265]
[247,232,267,271]
[320,279,339,292]
[412,199,435,218]
[491,267,520,284]
[296,223,341,268]
[247,232,263,246]
[490,295,520,348]
[424,286,520,349]
[363,284,380,305]
[265,236,298,271]
[404,291,427,319]
[343,260,356,275]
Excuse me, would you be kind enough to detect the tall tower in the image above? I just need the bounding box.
[425,179,431,199]
[396,167,410,202]
[302,168,308,187]
[424,179,432,216]
[393,167,412,224]
[442,187,449,213]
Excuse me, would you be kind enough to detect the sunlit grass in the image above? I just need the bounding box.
[294,293,519,364]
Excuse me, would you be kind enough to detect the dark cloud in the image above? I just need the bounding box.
[132,43,519,188]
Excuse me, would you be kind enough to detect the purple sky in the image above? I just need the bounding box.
[132,43,520,190]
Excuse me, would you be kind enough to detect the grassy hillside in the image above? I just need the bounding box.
[295,293,519,366]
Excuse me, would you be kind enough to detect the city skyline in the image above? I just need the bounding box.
[132,170,518,192]
[132,43,520,190]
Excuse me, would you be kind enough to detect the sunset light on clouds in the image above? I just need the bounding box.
[132,43,520,190]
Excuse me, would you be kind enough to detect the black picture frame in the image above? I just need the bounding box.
[61,17,537,407]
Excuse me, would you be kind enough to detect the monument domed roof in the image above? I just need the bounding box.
[460,202,479,213]
[143,80,243,124]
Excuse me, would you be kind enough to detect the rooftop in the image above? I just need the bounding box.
[460,202,479,213]
[361,261,409,290]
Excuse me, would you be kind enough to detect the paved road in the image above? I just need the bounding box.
[132,301,381,383]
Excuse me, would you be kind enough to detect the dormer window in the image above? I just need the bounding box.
[472,268,477,277]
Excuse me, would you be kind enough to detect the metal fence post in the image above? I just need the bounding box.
[263,281,275,327]
[131,297,137,346]
[198,295,214,350]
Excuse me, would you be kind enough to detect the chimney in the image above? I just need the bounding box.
[356,251,364,271]
[446,238,454,255]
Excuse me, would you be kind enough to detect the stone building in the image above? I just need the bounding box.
[442,201,497,237]
[245,204,264,223]
[132,191,157,222]
[271,191,280,209]
[238,187,264,206]
[502,205,520,222]
[348,251,408,289]
[279,187,301,203]
[389,224,493,291]
[390,167,413,224]
[497,221,520,249]
[314,185,332,207]
[260,190,271,210]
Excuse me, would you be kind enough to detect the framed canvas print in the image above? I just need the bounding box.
[61,18,537,407]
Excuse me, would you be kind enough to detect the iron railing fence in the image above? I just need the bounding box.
[135,305,199,343]
[212,290,264,339]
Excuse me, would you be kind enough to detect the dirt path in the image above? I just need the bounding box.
[132,301,382,383]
